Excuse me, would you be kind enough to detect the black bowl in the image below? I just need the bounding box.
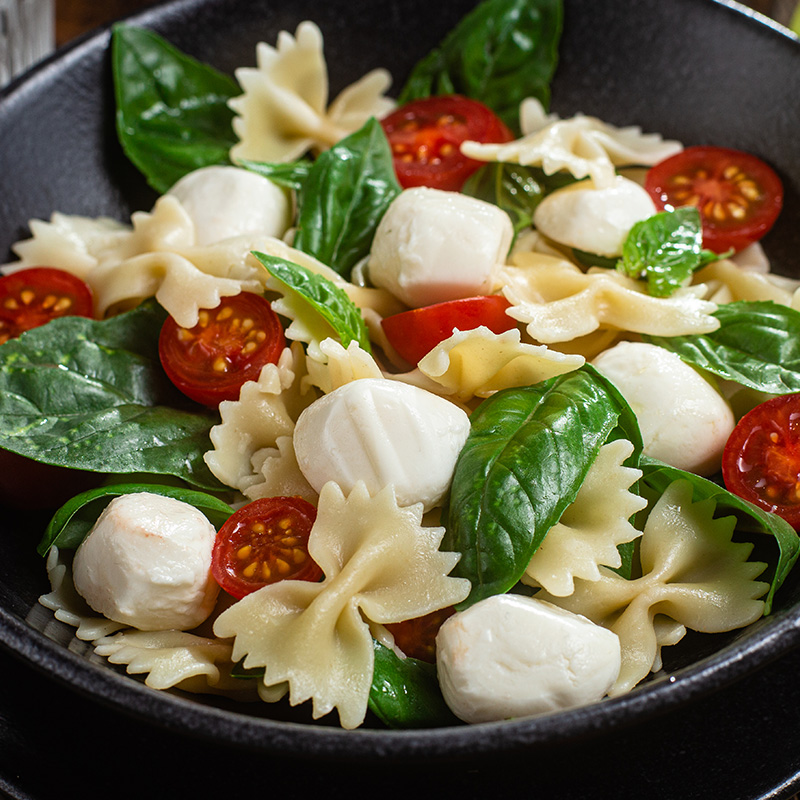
[1,0,799,769]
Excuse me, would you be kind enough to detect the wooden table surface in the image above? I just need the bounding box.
[55,0,160,46]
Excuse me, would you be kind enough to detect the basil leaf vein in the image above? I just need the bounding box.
[398,0,563,131]
[444,365,641,607]
[112,25,239,193]
[254,253,371,353]
[645,300,800,395]
[0,301,223,491]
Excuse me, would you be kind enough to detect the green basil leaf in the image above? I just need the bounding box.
[398,0,563,131]
[616,207,708,297]
[292,118,401,277]
[38,482,235,556]
[238,158,314,193]
[462,163,575,240]
[112,25,239,194]
[640,456,800,614]
[444,365,640,607]
[0,300,223,491]
[253,253,371,353]
[368,640,459,728]
[645,301,800,395]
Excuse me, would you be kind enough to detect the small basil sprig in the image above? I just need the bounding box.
[462,163,576,241]
[112,25,239,193]
[444,365,641,607]
[38,482,235,556]
[645,300,800,395]
[0,300,223,491]
[254,253,372,353]
[616,207,720,297]
[398,0,563,132]
[292,118,401,278]
[640,457,800,614]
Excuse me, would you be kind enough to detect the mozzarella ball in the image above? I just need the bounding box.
[293,378,470,510]
[167,165,291,245]
[368,187,514,308]
[532,175,656,257]
[436,594,621,724]
[72,492,220,631]
[593,341,735,475]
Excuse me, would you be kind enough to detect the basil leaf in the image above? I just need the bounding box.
[253,253,371,353]
[616,207,711,297]
[444,365,640,607]
[369,640,458,728]
[38,482,235,556]
[398,0,563,131]
[640,456,800,614]
[112,25,239,193]
[238,158,314,193]
[0,300,223,491]
[462,163,574,240]
[645,301,800,395]
[292,118,401,278]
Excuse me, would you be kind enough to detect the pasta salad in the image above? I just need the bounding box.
[0,0,798,731]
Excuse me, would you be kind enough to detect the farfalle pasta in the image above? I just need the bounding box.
[229,21,395,163]
[462,98,683,189]
[213,481,470,729]
[500,252,720,343]
[537,480,769,694]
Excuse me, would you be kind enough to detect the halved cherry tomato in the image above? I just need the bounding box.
[158,292,285,406]
[211,496,323,599]
[380,95,513,191]
[0,267,94,344]
[722,393,800,529]
[380,294,516,364]
[384,606,455,663]
[644,146,783,254]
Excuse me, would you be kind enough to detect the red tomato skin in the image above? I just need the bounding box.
[381,95,514,192]
[380,295,515,364]
[722,393,800,529]
[644,146,783,254]
[158,292,286,407]
[0,267,94,343]
[384,606,455,663]
[211,496,323,599]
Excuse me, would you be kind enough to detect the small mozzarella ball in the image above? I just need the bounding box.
[533,175,656,257]
[368,187,514,308]
[167,165,291,245]
[293,378,470,510]
[593,341,735,475]
[436,594,621,724]
[72,492,220,631]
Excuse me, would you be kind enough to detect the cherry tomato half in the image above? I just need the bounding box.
[380,95,513,191]
[159,292,286,406]
[380,294,516,364]
[644,146,783,254]
[0,267,94,344]
[211,496,323,599]
[722,393,800,529]
[384,606,455,663]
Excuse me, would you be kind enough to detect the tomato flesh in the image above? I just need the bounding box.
[212,496,323,599]
[644,145,783,254]
[722,393,800,528]
[381,95,513,191]
[0,267,94,344]
[159,292,286,406]
[381,295,516,364]
[384,606,455,663]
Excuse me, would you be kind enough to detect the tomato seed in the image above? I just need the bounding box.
[20,289,35,305]
[216,306,233,321]
[237,545,252,559]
